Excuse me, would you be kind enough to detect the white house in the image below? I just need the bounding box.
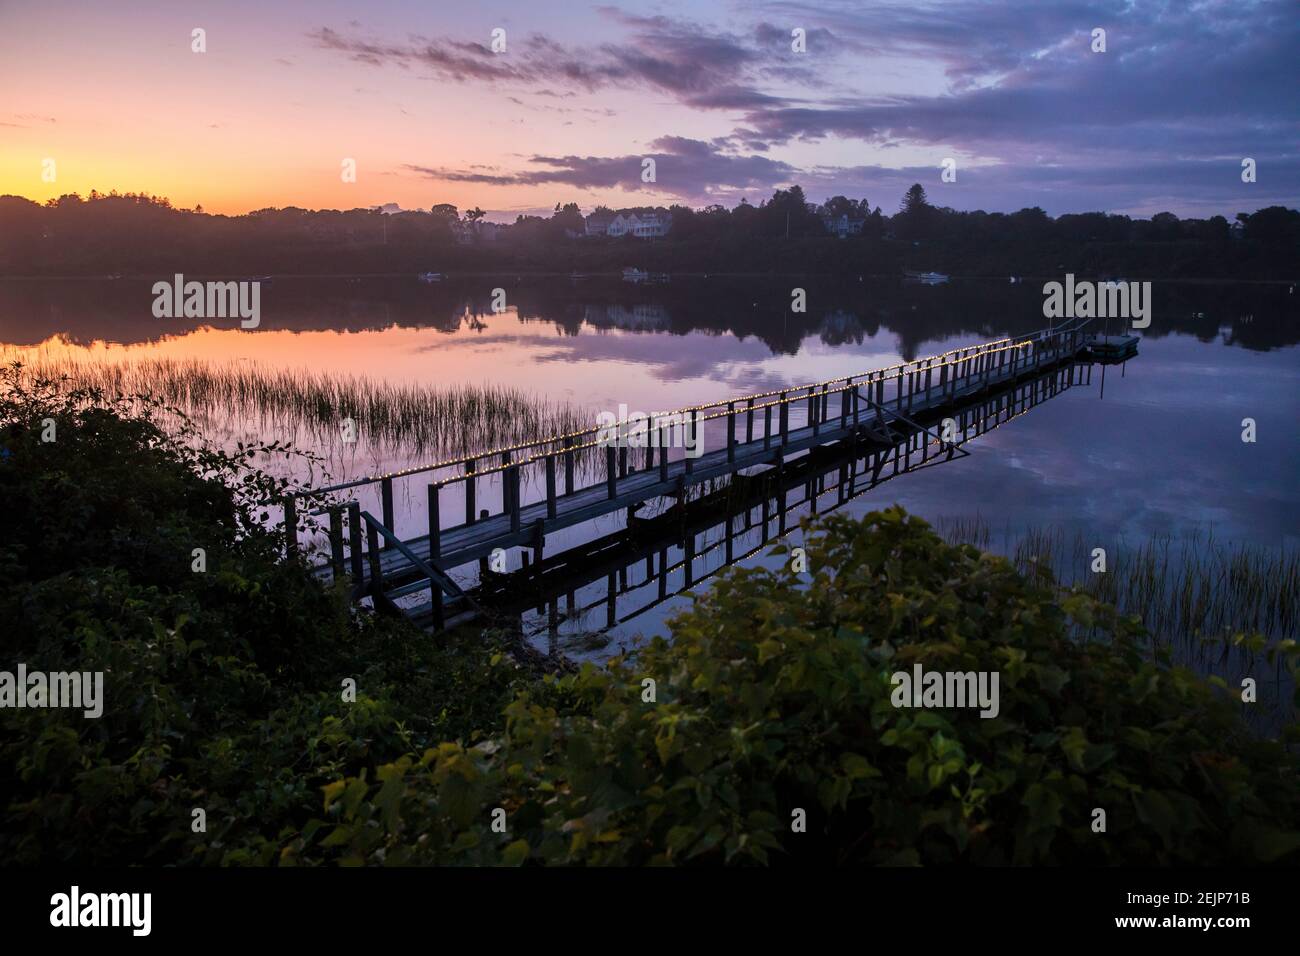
[587,210,672,238]
[822,214,866,239]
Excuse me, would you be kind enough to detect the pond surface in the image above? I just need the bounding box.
[3,275,1297,657]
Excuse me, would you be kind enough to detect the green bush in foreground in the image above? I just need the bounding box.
[3,366,1297,865]
[295,509,1300,866]
[0,367,533,865]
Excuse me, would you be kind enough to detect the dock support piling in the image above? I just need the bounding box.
[428,483,441,560]
[347,502,363,582]
[380,478,394,543]
[545,455,557,519]
[727,402,736,462]
[283,496,298,559]
[509,466,522,533]
[366,522,382,596]
[328,507,344,577]
[465,459,476,526]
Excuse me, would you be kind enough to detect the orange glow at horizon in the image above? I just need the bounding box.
[0,2,701,219]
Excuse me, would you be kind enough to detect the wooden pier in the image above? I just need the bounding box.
[468,357,1090,643]
[288,319,1122,630]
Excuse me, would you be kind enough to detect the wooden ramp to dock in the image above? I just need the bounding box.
[287,319,1118,630]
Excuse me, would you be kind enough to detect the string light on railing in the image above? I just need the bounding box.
[305,327,1070,497]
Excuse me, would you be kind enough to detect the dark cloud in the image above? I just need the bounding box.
[404,137,798,199]
[315,1,1299,214]
[739,1,1299,157]
[307,15,785,105]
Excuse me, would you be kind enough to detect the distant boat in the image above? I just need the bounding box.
[417,272,443,283]
[622,267,648,283]
[1009,276,1019,284]
[904,270,949,285]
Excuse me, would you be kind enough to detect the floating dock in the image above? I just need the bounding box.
[1084,333,1140,362]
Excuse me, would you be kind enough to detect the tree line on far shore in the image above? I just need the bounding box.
[1,185,1296,279]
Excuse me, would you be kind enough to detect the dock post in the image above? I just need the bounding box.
[606,446,617,499]
[381,478,394,539]
[428,482,441,560]
[764,404,772,450]
[283,495,298,559]
[841,382,850,428]
[465,459,476,525]
[501,451,513,514]
[428,500,444,628]
[746,398,754,443]
[532,519,544,564]
[727,402,736,462]
[779,393,789,444]
[563,438,575,494]
[809,388,819,437]
[431,587,444,632]
[619,445,628,479]
[778,468,788,534]
[545,455,557,519]
[509,465,522,532]
[347,502,363,582]
[366,521,382,596]
[328,506,345,577]
[659,423,669,483]
[645,417,655,471]
[685,411,696,475]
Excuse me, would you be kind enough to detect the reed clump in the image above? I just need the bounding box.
[4,353,592,461]
[936,515,1298,644]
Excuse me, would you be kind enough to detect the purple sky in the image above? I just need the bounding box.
[3,0,1296,218]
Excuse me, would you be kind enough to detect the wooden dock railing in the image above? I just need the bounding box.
[285,319,1094,603]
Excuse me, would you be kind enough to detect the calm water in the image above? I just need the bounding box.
[3,275,1297,657]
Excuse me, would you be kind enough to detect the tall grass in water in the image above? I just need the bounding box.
[5,353,592,461]
[937,516,1297,734]
[936,516,1298,644]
